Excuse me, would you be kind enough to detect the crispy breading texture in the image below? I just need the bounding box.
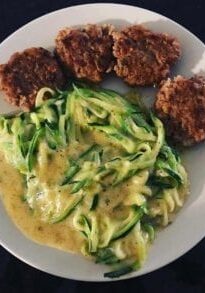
[155,75,205,146]
[112,25,181,86]
[55,24,115,83]
[0,47,65,110]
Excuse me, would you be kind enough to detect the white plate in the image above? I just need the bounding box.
[0,3,205,282]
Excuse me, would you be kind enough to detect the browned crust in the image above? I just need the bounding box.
[0,47,65,110]
[112,25,181,86]
[155,75,205,146]
[55,24,115,83]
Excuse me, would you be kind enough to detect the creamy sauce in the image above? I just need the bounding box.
[0,130,128,254]
[0,128,188,257]
[0,152,84,253]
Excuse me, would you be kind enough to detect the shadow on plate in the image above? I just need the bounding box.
[97,18,131,29]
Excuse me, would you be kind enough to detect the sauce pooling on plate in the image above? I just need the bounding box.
[0,151,83,253]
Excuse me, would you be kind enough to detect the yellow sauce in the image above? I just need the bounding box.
[0,151,84,254]
[0,131,130,255]
[0,129,188,259]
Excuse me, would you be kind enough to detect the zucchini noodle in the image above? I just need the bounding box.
[0,84,189,278]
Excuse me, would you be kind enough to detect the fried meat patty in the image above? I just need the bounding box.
[155,75,205,146]
[0,47,65,110]
[55,24,115,83]
[112,25,181,86]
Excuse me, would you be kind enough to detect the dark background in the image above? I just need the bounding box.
[0,1,205,292]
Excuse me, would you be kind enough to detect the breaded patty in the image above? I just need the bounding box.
[0,47,65,110]
[113,25,181,86]
[55,24,115,83]
[155,75,205,146]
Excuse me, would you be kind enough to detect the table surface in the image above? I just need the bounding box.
[0,1,205,292]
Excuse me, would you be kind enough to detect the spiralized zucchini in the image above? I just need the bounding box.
[0,84,188,278]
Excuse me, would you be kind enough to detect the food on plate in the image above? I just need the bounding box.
[112,25,181,86]
[55,24,115,83]
[0,24,182,114]
[155,75,205,146]
[0,84,188,278]
[0,47,65,110]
